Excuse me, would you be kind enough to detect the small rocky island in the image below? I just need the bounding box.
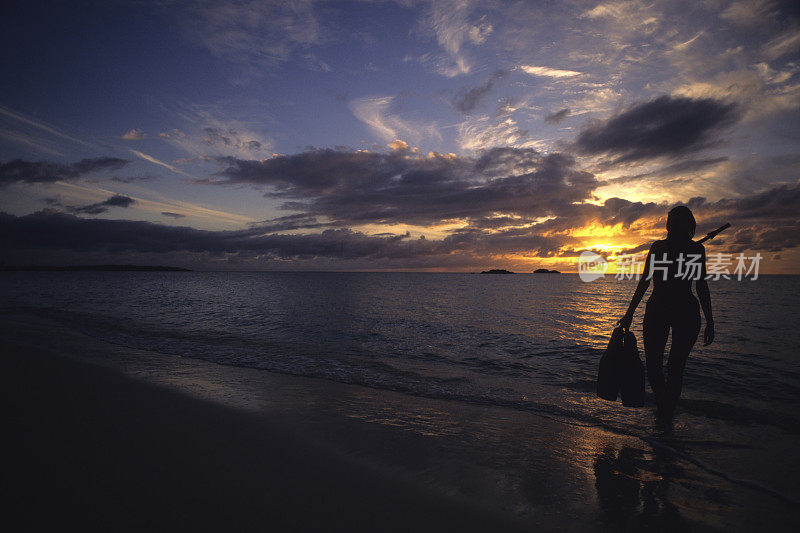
[533,268,561,274]
[480,269,515,274]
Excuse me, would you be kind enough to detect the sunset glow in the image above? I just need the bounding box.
[0,1,797,272]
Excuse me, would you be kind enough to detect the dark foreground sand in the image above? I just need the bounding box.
[4,336,530,532]
[3,314,799,532]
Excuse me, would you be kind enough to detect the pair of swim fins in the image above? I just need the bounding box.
[597,325,645,407]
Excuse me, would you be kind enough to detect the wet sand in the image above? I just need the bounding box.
[3,314,798,531]
[4,332,530,531]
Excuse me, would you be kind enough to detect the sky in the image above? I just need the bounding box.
[0,0,798,272]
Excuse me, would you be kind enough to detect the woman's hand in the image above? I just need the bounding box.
[619,312,633,331]
[703,322,715,346]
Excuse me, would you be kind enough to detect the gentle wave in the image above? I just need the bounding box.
[11,296,798,437]
[2,273,799,461]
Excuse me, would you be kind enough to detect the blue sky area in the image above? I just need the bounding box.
[1,0,798,271]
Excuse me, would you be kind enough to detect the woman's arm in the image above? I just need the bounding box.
[696,244,714,345]
[620,245,653,330]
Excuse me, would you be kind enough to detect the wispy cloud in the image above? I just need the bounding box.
[672,64,800,121]
[763,30,800,60]
[122,129,146,140]
[0,106,95,148]
[582,1,659,33]
[518,65,582,78]
[720,0,780,27]
[453,70,506,113]
[457,100,542,153]
[458,116,539,153]
[544,108,571,125]
[0,129,64,156]
[159,105,273,158]
[174,0,323,79]
[422,0,493,77]
[55,181,255,225]
[130,150,182,173]
[565,87,625,115]
[349,96,440,145]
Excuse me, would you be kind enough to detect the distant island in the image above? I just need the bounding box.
[480,269,515,274]
[0,264,192,272]
[533,268,561,274]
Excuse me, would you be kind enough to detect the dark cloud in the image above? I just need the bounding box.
[3,142,796,269]
[102,195,136,208]
[612,183,800,252]
[575,95,738,162]
[213,149,413,198]
[604,157,729,185]
[453,71,506,113]
[721,154,800,196]
[544,108,570,125]
[203,127,235,146]
[0,209,578,269]
[725,223,800,253]
[72,205,110,215]
[213,147,799,256]
[161,211,186,219]
[441,226,571,257]
[248,213,329,232]
[597,197,663,227]
[0,157,130,186]
[689,183,800,232]
[711,183,800,220]
[214,147,598,227]
[2,182,797,268]
[111,175,155,183]
[467,215,537,229]
[0,210,440,260]
[71,158,130,174]
[71,194,136,215]
[528,182,800,253]
[202,128,264,152]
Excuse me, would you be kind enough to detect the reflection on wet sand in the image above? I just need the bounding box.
[594,442,704,532]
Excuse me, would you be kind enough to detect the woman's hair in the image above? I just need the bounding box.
[666,205,696,240]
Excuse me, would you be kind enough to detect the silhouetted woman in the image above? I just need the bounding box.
[620,206,714,424]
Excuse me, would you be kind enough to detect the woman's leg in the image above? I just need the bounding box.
[643,301,670,412]
[663,300,701,418]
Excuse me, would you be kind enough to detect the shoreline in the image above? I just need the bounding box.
[3,319,530,532]
[4,313,798,531]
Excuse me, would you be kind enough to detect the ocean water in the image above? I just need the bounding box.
[3,271,799,503]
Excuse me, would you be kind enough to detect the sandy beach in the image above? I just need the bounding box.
[3,320,532,531]
[3,313,798,532]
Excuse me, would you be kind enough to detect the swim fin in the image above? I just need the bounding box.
[619,329,645,408]
[597,325,624,401]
